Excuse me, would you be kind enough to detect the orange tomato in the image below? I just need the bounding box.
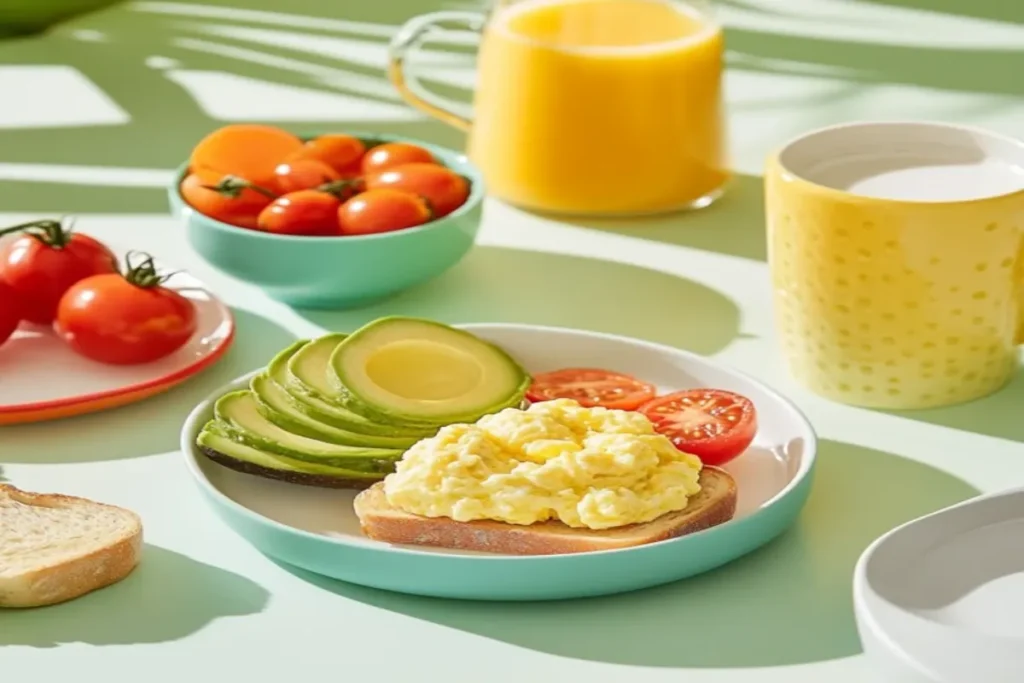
[257,190,342,237]
[365,163,470,217]
[289,134,366,176]
[361,142,436,175]
[274,159,342,194]
[180,170,276,229]
[337,189,431,236]
[190,124,303,188]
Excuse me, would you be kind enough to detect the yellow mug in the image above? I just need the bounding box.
[388,0,729,217]
[766,121,1024,410]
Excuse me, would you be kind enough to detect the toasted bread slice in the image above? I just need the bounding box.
[354,467,737,555]
[0,485,143,608]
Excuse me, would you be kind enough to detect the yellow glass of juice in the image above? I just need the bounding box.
[389,0,728,216]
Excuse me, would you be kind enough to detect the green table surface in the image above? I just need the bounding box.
[1,0,1022,680]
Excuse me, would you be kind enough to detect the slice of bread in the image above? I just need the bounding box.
[0,485,143,608]
[354,466,738,555]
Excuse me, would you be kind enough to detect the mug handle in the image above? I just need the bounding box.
[388,11,486,132]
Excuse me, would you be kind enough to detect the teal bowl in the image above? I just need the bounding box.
[167,133,484,310]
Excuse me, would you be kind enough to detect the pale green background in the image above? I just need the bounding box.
[1,0,1022,680]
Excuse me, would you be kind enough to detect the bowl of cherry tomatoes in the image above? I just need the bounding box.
[169,124,484,309]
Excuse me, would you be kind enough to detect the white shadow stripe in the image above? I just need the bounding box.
[0,164,174,187]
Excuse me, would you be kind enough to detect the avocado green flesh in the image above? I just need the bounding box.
[250,373,419,450]
[214,391,402,471]
[269,339,434,439]
[197,429,379,479]
[328,316,531,425]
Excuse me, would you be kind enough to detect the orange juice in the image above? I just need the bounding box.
[467,0,728,216]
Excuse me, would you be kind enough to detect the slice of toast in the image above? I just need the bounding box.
[0,485,143,608]
[354,466,737,555]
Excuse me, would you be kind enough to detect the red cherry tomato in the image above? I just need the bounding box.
[337,189,431,236]
[55,252,197,366]
[526,368,656,411]
[365,163,470,217]
[273,159,342,194]
[257,190,342,236]
[180,170,276,229]
[0,219,118,325]
[289,134,366,176]
[361,142,436,175]
[0,281,21,347]
[638,389,758,466]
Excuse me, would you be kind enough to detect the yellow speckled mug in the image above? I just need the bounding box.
[766,121,1024,409]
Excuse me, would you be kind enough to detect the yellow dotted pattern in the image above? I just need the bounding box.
[766,172,1024,409]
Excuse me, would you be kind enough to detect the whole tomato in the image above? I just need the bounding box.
[365,162,470,217]
[55,252,197,366]
[179,171,277,229]
[257,190,342,236]
[0,281,21,347]
[0,219,118,325]
[337,189,431,236]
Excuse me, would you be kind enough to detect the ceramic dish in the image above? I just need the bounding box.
[180,324,817,601]
[168,133,485,310]
[854,487,1024,683]
[0,254,234,425]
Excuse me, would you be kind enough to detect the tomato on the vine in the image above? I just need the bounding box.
[180,171,277,229]
[638,389,758,466]
[526,368,656,410]
[365,163,470,218]
[55,252,197,366]
[337,189,431,236]
[0,219,118,325]
[361,142,436,174]
[0,281,21,347]
[257,190,342,236]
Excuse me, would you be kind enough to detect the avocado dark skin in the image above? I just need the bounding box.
[200,447,379,489]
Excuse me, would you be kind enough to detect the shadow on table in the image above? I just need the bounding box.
[2,307,296,464]
[564,174,768,263]
[294,245,743,356]
[878,367,1024,444]
[279,439,977,668]
[0,544,268,647]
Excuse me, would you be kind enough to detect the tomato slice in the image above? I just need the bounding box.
[526,368,656,411]
[639,389,757,466]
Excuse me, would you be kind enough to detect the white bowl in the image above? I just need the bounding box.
[854,487,1024,682]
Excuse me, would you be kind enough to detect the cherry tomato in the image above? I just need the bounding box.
[365,163,470,218]
[526,368,657,411]
[190,124,303,188]
[361,142,436,175]
[273,159,342,194]
[180,170,276,229]
[0,219,118,325]
[289,134,366,176]
[0,281,21,347]
[639,389,758,466]
[337,189,431,236]
[55,252,197,366]
[257,190,342,236]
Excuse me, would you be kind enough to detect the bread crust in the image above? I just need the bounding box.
[354,467,738,555]
[0,485,144,608]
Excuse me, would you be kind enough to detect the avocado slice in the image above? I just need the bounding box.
[327,316,531,425]
[250,373,420,450]
[269,339,435,439]
[213,391,402,471]
[197,426,380,489]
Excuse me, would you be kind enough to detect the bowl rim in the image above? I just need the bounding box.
[179,322,819,563]
[169,130,486,244]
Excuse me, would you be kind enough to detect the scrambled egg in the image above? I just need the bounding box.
[382,398,703,530]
